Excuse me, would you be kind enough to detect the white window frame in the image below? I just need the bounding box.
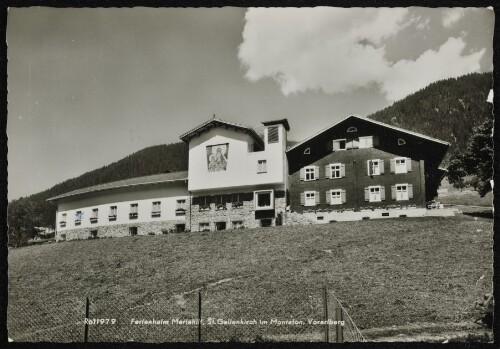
[330,190,342,205]
[369,186,382,202]
[332,139,347,151]
[330,163,342,179]
[304,166,316,181]
[257,160,267,174]
[396,184,409,201]
[254,190,274,210]
[176,199,186,210]
[371,159,381,176]
[359,136,373,148]
[395,157,407,174]
[152,201,161,213]
[109,206,117,217]
[130,203,139,214]
[304,191,316,207]
[91,208,98,219]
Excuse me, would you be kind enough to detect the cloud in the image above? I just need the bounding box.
[238,8,484,102]
[442,8,466,28]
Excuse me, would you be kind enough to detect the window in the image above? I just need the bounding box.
[396,184,408,201]
[366,186,386,202]
[215,222,227,231]
[129,227,138,236]
[327,163,345,179]
[231,193,244,208]
[301,165,318,181]
[367,159,384,176]
[257,160,267,174]
[398,138,406,145]
[214,196,226,210]
[129,203,138,219]
[254,190,274,210]
[60,213,67,227]
[347,126,358,133]
[332,139,346,151]
[232,221,244,229]
[359,136,373,148]
[176,224,186,233]
[152,201,161,217]
[176,199,187,215]
[198,196,211,211]
[303,148,311,155]
[109,206,117,221]
[75,211,83,225]
[393,157,411,174]
[304,191,317,206]
[199,222,210,232]
[331,190,342,205]
[392,184,413,201]
[268,126,279,143]
[90,230,98,239]
[90,208,98,223]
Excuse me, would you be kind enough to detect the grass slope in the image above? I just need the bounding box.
[8,215,493,342]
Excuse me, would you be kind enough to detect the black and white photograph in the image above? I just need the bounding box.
[5,5,495,343]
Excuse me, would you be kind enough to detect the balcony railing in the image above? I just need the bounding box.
[108,215,117,221]
[129,212,138,219]
[90,217,98,224]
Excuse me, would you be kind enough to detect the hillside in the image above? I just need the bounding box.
[368,72,493,162]
[8,216,493,342]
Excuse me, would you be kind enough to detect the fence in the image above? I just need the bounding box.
[8,286,366,343]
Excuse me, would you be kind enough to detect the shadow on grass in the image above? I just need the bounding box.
[462,211,493,219]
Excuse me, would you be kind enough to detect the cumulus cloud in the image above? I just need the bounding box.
[238,8,484,102]
[442,8,466,28]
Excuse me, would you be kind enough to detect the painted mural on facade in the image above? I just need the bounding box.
[207,143,229,172]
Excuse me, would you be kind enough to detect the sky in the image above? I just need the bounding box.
[7,7,494,200]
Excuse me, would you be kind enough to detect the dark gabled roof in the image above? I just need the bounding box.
[47,171,188,201]
[286,114,450,152]
[262,118,290,131]
[179,116,264,148]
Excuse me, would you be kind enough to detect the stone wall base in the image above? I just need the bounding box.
[57,220,187,241]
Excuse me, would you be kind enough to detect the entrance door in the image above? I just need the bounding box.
[215,222,226,231]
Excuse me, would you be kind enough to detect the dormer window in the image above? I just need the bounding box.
[347,126,358,133]
[398,138,406,145]
[303,148,310,155]
[268,126,279,144]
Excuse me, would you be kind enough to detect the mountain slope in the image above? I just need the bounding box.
[368,72,493,162]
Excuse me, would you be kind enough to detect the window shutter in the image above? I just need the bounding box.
[326,190,331,205]
[300,168,305,181]
[340,164,346,177]
[379,160,385,174]
[315,191,320,205]
[314,166,319,180]
[268,126,279,143]
[391,185,396,200]
[390,159,395,173]
[341,190,346,203]
[364,187,370,201]
[325,165,330,179]
[332,141,339,151]
[367,160,371,176]
[327,140,333,152]
[381,186,386,201]
[300,192,305,205]
[406,158,412,172]
[408,184,414,199]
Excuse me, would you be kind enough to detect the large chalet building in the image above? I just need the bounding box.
[48,115,450,241]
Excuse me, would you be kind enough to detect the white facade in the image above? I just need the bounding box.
[57,182,188,232]
[187,124,287,193]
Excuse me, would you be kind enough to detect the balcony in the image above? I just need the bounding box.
[129,212,138,220]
